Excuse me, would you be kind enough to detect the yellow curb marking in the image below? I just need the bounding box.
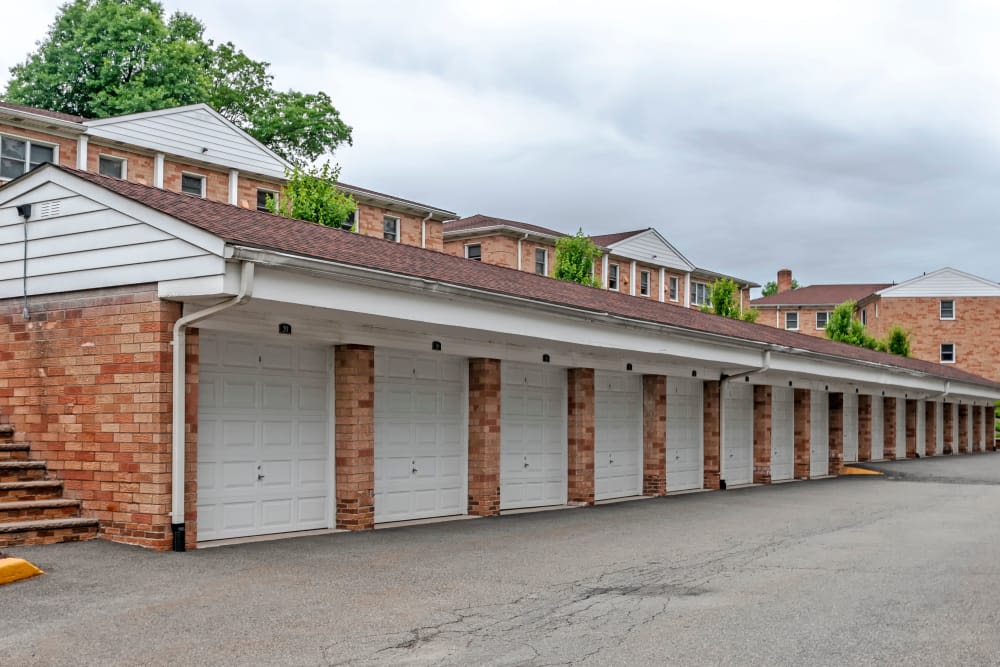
[841,466,884,476]
[0,557,44,585]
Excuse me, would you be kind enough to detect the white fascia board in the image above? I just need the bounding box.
[443,224,562,242]
[0,109,85,134]
[878,266,1000,297]
[339,186,456,220]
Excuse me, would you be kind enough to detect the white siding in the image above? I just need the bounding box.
[879,267,1000,298]
[607,230,693,272]
[0,187,225,298]
[85,106,288,179]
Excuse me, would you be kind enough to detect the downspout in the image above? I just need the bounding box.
[718,351,771,488]
[421,212,432,249]
[170,261,254,551]
[517,232,528,271]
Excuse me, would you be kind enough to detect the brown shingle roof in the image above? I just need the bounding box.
[751,283,892,307]
[589,229,648,247]
[0,101,86,124]
[444,214,566,238]
[45,165,1000,390]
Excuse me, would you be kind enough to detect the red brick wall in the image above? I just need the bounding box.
[883,397,897,459]
[872,296,1000,382]
[0,124,77,180]
[642,375,666,496]
[828,393,844,476]
[858,395,872,461]
[794,389,810,479]
[0,286,185,550]
[703,381,721,490]
[334,345,374,530]
[236,174,284,211]
[468,359,501,516]
[443,235,518,268]
[87,143,155,186]
[755,306,835,338]
[753,385,772,484]
[924,402,937,456]
[162,160,230,203]
[357,203,442,251]
[520,240,558,278]
[567,368,595,504]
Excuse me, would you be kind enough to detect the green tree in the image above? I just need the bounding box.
[268,162,356,229]
[884,325,911,357]
[760,278,800,297]
[825,301,879,349]
[4,0,351,165]
[700,278,759,322]
[553,230,602,287]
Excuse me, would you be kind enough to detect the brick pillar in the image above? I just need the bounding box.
[567,368,595,504]
[958,404,969,454]
[972,405,983,453]
[794,388,811,480]
[905,399,917,458]
[703,381,721,490]
[882,397,897,460]
[924,401,937,457]
[642,375,667,496]
[989,405,997,451]
[468,358,501,516]
[334,344,375,530]
[943,402,954,455]
[753,385,772,484]
[858,395,872,462]
[828,393,844,476]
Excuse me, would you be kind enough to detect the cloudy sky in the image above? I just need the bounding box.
[3,1,999,290]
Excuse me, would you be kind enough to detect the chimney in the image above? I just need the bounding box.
[777,269,793,294]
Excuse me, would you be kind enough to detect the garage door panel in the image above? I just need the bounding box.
[221,502,255,532]
[896,398,906,460]
[260,344,293,371]
[772,386,794,480]
[222,378,256,409]
[222,340,257,368]
[260,460,293,487]
[810,392,829,477]
[260,499,293,527]
[843,393,859,463]
[667,377,704,491]
[595,371,642,500]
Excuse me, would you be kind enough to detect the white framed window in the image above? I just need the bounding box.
[668,276,679,301]
[940,343,955,363]
[181,172,206,197]
[639,270,650,296]
[608,264,620,290]
[816,311,831,330]
[465,243,482,261]
[383,215,400,242]
[1,133,57,180]
[534,248,548,275]
[785,311,799,330]
[691,282,710,306]
[256,188,278,212]
[98,154,126,179]
[940,300,955,320]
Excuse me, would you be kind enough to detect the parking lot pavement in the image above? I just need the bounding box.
[861,451,1000,485]
[4,453,1000,666]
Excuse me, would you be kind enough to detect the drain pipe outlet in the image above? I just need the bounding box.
[718,351,771,489]
[170,261,254,551]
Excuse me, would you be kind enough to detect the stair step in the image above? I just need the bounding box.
[0,498,81,523]
[0,460,47,482]
[0,424,14,439]
[0,480,64,501]
[0,443,30,460]
[0,516,99,548]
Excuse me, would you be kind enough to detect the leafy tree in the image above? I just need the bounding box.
[884,325,911,357]
[825,301,912,356]
[553,230,602,287]
[700,278,759,322]
[4,0,351,165]
[268,162,356,229]
[761,278,800,297]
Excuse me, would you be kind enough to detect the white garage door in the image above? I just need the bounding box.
[374,351,465,523]
[723,382,754,486]
[895,398,907,460]
[936,401,945,455]
[871,396,884,460]
[916,400,926,457]
[667,377,703,492]
[772,386,795,481]
[595,371,643,501]
[198,333,331,542]
[843,393,859,463]
[501,362,566,510]
[810,391,829,477]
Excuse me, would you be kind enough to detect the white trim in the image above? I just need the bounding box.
[940,299,955,320]
[658,267,665,302]
[629,261,637,296]
[228,169,239,206]
[639,269,651,297]
[684,272,691,308]
[382,215,401,243]
[940,343,956,364]
[464,242,482,261]
[608,263,620,291]
[255,187,279,213]
[668,275,679,302]
[785,311,799,331]
[97,153,127,180]
[180,171,207,198]
[601,228,696,271]
[878,267,1000,298]
[76,135,88,170]
[154,153,165,188]
[815,311,830,330]
[602,254,609,289]
[0,131,60,180]
[533,246,548,276]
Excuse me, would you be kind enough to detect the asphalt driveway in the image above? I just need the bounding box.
[4,453,1000,666]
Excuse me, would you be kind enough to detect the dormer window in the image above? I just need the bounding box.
[608,264,620,290]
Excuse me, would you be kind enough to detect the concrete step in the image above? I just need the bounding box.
[0,460,47,483]
[0,443,30,460]
[0,498,81,523]
[0,480,64,501]
[0,516,99,548]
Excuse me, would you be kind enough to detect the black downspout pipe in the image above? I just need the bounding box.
[172,523,186,552]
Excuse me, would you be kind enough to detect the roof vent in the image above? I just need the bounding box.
[36,200,62,219]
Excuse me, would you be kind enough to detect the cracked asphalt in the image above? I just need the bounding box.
[5,453,1000,666]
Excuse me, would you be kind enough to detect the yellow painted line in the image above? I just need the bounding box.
[842,466,884,476]
[0,557,44,585]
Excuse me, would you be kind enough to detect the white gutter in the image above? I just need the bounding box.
[719,351,771,487]
[169,261,254,551]
[517,232,529,271]
[420,212,432,249]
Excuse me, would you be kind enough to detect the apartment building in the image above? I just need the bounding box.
[0,101,454,251]
[443,215,758,309]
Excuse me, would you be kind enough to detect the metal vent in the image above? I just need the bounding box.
[36,200,61,219]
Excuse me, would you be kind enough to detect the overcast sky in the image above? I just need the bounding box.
[3,1,999,290]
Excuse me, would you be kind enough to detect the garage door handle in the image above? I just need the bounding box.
[257,465,264,481]
[523,456,529,468]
